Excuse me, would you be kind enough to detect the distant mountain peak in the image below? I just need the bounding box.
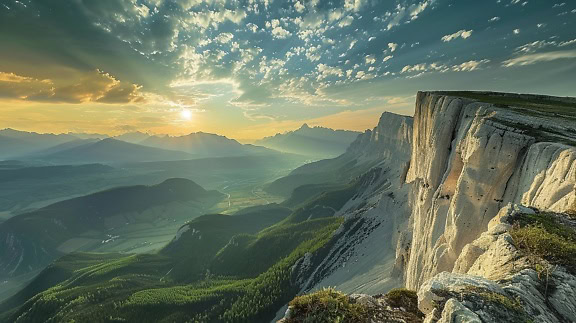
[256,124,361,158]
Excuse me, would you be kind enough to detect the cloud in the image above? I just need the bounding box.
[271,26,292,39]
[401,59,489,75]
[317,64,343,79]
[514,38,576,54]
[386,0,436,30]
[294,1,305,13]
[215,32,234,43]
[187,9,247,29]
[344,0,366,12]
[0,70,145,104]
[489,16,500,22]
[338,16,354,27]
[441,29,473,42]
[502,50,576,66]
[0,72,53,100]
[388,42,398,52]
[451,59,491,71]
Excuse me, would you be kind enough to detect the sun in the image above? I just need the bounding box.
[180,109,192,121]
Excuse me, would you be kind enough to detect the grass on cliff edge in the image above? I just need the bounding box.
[285,288,422,323]
[287,288,372,323]
[510,212,576,272]
[435,91,576,117]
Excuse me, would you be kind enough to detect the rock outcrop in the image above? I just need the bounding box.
[418,204,576,323]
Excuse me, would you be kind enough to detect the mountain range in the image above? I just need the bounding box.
[255,124,361,158]
[141,132,273,156]
[36,138,195,164]
[0,130,280,164]
[0,129,78,159]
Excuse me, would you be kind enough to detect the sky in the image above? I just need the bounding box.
[0,0,575,142]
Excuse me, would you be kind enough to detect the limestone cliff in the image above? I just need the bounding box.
[283,91,576,323]
[405,91,576,289]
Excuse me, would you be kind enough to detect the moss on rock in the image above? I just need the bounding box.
[509,211,576,272]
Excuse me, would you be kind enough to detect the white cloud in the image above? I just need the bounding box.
[271,26,292,39]
[246,23,259,33]
[383,55,393,62]
[328,10,343,22]
[515,40,557,53]
[187,9,247,29]
[344,0,365,12]
[513,28,520,34]
[514,38,576,54]
[560,39,576,46]
[401,59,489,74]
[215,32,234,43]
[388,42,398,52]
[294,1,305,13]
[386,0,436,30]
[365,55,376,64]
[451,59,490,71]
[503,50,576,66]
[317,64,343,79]
[349,40,357,50]
[339,16,354,27]
[489,16,500,22]
[441,29,473,42]
[305,45,321,62]
[401,63,443,73]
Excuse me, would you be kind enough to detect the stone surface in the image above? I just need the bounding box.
[405,92,576,289]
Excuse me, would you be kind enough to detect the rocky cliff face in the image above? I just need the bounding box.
[289,112,414,296]
[285,91,576,322]
[405,92,576,289]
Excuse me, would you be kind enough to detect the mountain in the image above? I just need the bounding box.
[265,112,413,197]
[0,178,224,278]
[0,163,113,182]
[140,132,274,157]
[0,129,78,159]
[113,131,151,144]
[24,138,100,157]
[160,203,293,281]
[255,124,361,158]
[2,92,575,322]
[39,138,194,164]
[67,132,109,140]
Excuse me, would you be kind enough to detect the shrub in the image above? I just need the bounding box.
[287,288,371,323]
[384,288,421,316]
[510,222,576,271]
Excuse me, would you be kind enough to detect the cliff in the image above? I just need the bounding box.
[282,91,576,322]
[405,91,576,289]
